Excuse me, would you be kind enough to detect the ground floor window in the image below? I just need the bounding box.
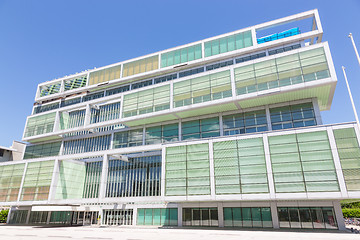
[8,210,28,224]
[278,207,337,229]
[183,208,218,226]
[72,211,99,225]
[223,207,272,228]
[137,208,177,226]
[49,211,72,224]
[103,209,133,225]
[29,211,48,224]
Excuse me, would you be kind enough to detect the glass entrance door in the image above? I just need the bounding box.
[182,208,218,226]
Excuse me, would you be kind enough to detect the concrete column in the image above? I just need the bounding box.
[161,146,166,197]
[312,98,323,125]
[333,200,346,231]
[263,135,275,199]
[177,205,183,227]
[270,201,279,229]
[46,211,52,225]
[265,105,272,131]
[84,104,91,126]
[219,114,224,136]
[218,202,224,227]
[48,159,60,202]
[327,128,348,198]
[132,207,137,226]
[6,207,13,224]
[170,82,174,110]
[99,154,109,199]
[26,209,31,225]
[230,68,236,97]
[208,141,215,199]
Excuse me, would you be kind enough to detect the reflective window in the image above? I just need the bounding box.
[105,85,130,96]
[182,117,220,140]
[106,155,161,198]
[223,207,272,228]
[63,135,111,155]
[137,208,177,226]
[88,65,121,85]
[0,163,25,202]
[113,129,143,148]
[206,60,233,71]
[270,102,316,130]
[161,44,202,68]
[182,208,218,226]
[278,207,337,229]
[23,142,61,159]
[223,110,267,136]
[204,31,253,57]
[34,102,60,114]
[82,92,105,102]
[24,113,56,137]
[179,67,204,78]
[123,55,158,78]
[145,123,179,145]
[235,52,266,64]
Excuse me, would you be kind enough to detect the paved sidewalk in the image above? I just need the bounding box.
[0,225,359,240]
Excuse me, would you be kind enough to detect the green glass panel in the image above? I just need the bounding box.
[160,208,168,226]
[137,209,145,225]
[145,209,153,225]
[223,208,233,227]
[153,208,161,225]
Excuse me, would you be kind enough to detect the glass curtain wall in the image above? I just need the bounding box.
[145,123,179,144]
[269,131,339,193]
[183,208,218,226]
[8,210,29,224]
[89,65,121,85]
[63,135,111,155]
[90,102,121,124]
[278,207,337,229]
[29,211,48,224]
[106,155,161,198]
[21,160,55,201]
[23,142,61,159]
[123,85,170,118]
[103,210,133,225]
[223,110,267,135]
[204,31,253,57]
[0,163,25,202]
[270,102,316,130]
[173,70,231,108]
[24,113,56,137]
[83,161,102,198]
[165,143,210,196]
[182,118,220,140]
[333,128,360,191]
[113,129,143,148]
[122,55,158,78]
[223,207,272,228]
[60,109,86,130]
[137,208,177,226]
[213,138,268,194]
[234,47,330,95]
[161,44,202,68]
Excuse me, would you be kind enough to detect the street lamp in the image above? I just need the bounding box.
[349,33,360,67]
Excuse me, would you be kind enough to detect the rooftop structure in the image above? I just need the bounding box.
[1,9,359,231]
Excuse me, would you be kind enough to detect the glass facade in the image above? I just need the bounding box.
[123,85,170,118]
[278,207,337,229]
[39,82,61,97]
[204,31,253,57]
[137,208,177,226]
[269,131,339,193]
[182,117,220,140]
[113,129,143,148]
[213,138,268,194]
[333,128,360,191]
[161,44,202,68]
[234,47,330,95]
[173,70,231,108]
[63,135,111,155]
[24,113,56,137]
[223,110,267,135]
[123,55,159,78]
[145,123,179,144]
[106,155,161,198]
[83,161,102,198]
[165,143,210,196]
[88,65,121,85]
[103,210,133,225]
[55,160,86,199]
[183,208,218,226]
[21,160,55,201]
[60,109,86,130]
[270,102,316,130]
[23,142,61,159]
[0,163,25,202]
[223,207,272,228]
[90,102,121,124]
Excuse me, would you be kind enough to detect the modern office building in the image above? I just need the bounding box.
[1,9,359,230]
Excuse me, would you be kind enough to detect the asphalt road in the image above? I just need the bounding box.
[0,225,359,240]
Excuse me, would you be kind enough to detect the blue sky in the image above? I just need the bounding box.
[0,0,359,147]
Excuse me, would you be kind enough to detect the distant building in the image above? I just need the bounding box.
[1,10,359,231]
[0,141,25,162]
